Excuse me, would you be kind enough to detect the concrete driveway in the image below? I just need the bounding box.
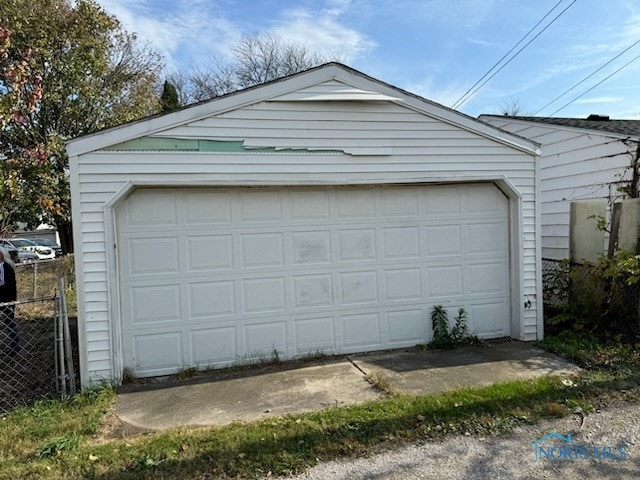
[115,340,578,431]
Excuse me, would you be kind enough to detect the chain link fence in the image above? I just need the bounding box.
[542,257,640,339]
[0,257,77,413]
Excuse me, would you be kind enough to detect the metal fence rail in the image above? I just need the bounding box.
[1,257,77,413]
[1,297,58,412]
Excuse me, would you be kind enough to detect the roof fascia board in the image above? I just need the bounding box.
[327,69,539,156]
[479,114,640,142]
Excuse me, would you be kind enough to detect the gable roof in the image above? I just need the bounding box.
[481,115,640,139]
[67,63,539,157]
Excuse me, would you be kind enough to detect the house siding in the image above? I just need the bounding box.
[71,78,539,384]
[482,117,634,260]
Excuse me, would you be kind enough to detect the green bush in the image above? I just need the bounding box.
[547,252,640,339]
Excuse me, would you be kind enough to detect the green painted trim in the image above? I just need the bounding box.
[107,138,246,152]
[105,137,341,154]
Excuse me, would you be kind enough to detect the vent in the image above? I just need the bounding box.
[586,114,610,121]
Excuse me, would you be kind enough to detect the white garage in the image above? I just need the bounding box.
[67,63,541,385]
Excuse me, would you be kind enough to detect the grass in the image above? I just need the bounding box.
[0,334,638,479]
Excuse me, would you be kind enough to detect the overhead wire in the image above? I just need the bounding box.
[452,0,565,109]
[452,0,576,109]
[534,38,640,115]
[549,50,640,116]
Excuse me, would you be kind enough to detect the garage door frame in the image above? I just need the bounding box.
[103,176,525,382]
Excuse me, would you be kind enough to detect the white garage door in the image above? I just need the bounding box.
[116,184,510,377]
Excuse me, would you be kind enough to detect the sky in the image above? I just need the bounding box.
[98,0,640,119]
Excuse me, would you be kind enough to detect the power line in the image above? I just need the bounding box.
[550,50,640,116]
[452,0,576,109]
[452,0,565,109]
[535,38,640,115]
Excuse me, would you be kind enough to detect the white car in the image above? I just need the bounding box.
[9,238,56,260]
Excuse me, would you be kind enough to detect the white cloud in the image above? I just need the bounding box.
[272,6,376,62]
[99,0,240,70]
[574,96,624,105]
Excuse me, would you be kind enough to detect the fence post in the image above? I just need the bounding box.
[59,277,76,394]
[56,294,67,396]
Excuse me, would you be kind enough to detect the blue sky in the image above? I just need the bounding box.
[99,0,640,118]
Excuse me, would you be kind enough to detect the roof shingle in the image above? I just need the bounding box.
[492,116,640,138]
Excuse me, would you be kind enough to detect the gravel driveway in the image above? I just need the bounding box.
[287,402,639,479]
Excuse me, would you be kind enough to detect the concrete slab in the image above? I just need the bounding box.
[114,341,579,431]
[349,340,579,395]
[115,358,380,430]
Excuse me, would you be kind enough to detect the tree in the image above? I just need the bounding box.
[0,0,162,251]
[178,32,341,104]
[0,25,49,237]
[160,80,179,112]
[499,97,530,116]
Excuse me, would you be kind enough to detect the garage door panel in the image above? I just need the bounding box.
[241,232,285,268]
[469,302,510,336]
[294,316,336,354]
[338,228,377,261]
[427,265,464,297]
[468,184,508,215]
[381,188,420,218]
[242,276,287,313]
[467,223,508,254]
[186,234,234,271]
[384,268,422,301]
[132,332,182,373]
[188,280,235,318]
[190,326,237,365]
[238,190,284,223]
[291,190,331,220]
[342,312,382,349]
[129,284,182,324]
[118,184,511,376]
[383,227,420,259]
[185,190,232,224]
[336,189,376,218]
[425,225,462,256]
[425,186,462,215]
[339,271,379,305]
[293,274,333,309]
[125,191,178,227]
[386,309,427,344]
[468,262,509,295]
[291,231,332,264]
[127,237,180,275]
[244,322,288,356]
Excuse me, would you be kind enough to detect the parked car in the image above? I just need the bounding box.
[0,238,55,260]
[17,250,39,263]
[31,237,63,257]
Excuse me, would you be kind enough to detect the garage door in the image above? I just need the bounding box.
[116,184,510,377]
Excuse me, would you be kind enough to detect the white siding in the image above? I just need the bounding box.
[71,80,539,384]
[482,117,634,260]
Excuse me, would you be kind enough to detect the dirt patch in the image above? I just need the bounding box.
[91,407,154,443]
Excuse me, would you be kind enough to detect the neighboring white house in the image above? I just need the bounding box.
[67,63,541,386]
[479,115,640,260]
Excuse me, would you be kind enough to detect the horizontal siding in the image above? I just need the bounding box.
[75,100,539,381]
[485,117,636,260]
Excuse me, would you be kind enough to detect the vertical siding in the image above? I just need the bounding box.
[483,118,634,260]
[74,100,539,383]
